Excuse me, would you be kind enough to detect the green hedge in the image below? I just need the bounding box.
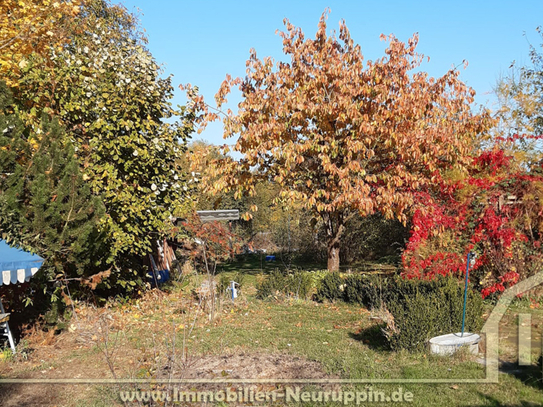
[256,269,313,300]
[384,275,484,351]
[317,271,484,352]
[314,272,344,302]
[258,268,484,352]
[343,274,389,309]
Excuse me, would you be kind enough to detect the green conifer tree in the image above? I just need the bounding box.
[0,82,110,292]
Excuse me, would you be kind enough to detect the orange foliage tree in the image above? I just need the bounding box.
[183,12,492,271]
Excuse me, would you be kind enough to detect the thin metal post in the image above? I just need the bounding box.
[0,300,15,353]
[461,252,471,337]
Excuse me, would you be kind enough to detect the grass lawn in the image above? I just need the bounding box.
[0,268,542,406]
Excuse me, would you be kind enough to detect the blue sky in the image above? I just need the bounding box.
[120,0,541,145]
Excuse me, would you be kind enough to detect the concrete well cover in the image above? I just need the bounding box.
[429,333,481,355]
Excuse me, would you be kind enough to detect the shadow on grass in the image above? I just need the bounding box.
[474,392,543,407]
[218,253,325,275]
[348,323,390,351]
[498,358,543,391]
[216,268,261,276]
[218,253,401,276]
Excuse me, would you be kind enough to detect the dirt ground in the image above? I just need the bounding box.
[1,348,336,406]
[0,301,338,407]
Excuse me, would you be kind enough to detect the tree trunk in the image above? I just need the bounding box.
[324,212,345,272]
[327,242,340,272]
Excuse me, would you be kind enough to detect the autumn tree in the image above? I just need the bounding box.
[11,0,193,260]
[0,0,196,295]
[185,12,492,271]
[495,26,543,137]
[0,0,81,86]
[401,138,543,298]
[181,140,268,239]
[494,26,543,172]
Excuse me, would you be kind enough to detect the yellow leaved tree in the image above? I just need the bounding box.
[0,0,81,85]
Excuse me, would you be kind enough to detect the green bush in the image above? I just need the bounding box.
[314,272,344,302]
[288,270,314,299]
[256,269,313,300]
[383,275,484,352]
[256,270,284,299]
[307,269,330,289]
[344,274,389,309]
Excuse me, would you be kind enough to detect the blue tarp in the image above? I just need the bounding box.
[0,240,43,285]
[0,239,43,266]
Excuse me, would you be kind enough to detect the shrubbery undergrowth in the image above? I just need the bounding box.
[312,271,484,351]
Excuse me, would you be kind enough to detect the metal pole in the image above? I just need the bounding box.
[461,252,471,337]
[0,300,15,353]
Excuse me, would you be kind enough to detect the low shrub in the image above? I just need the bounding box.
[311,270,484,352]
[343,274,389,309]
[382,275,484,352]
[287,269,314,300]
[314,272,343,302]
[307,269,330,289]
[256,269,313,300]
[256,270,285,299]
